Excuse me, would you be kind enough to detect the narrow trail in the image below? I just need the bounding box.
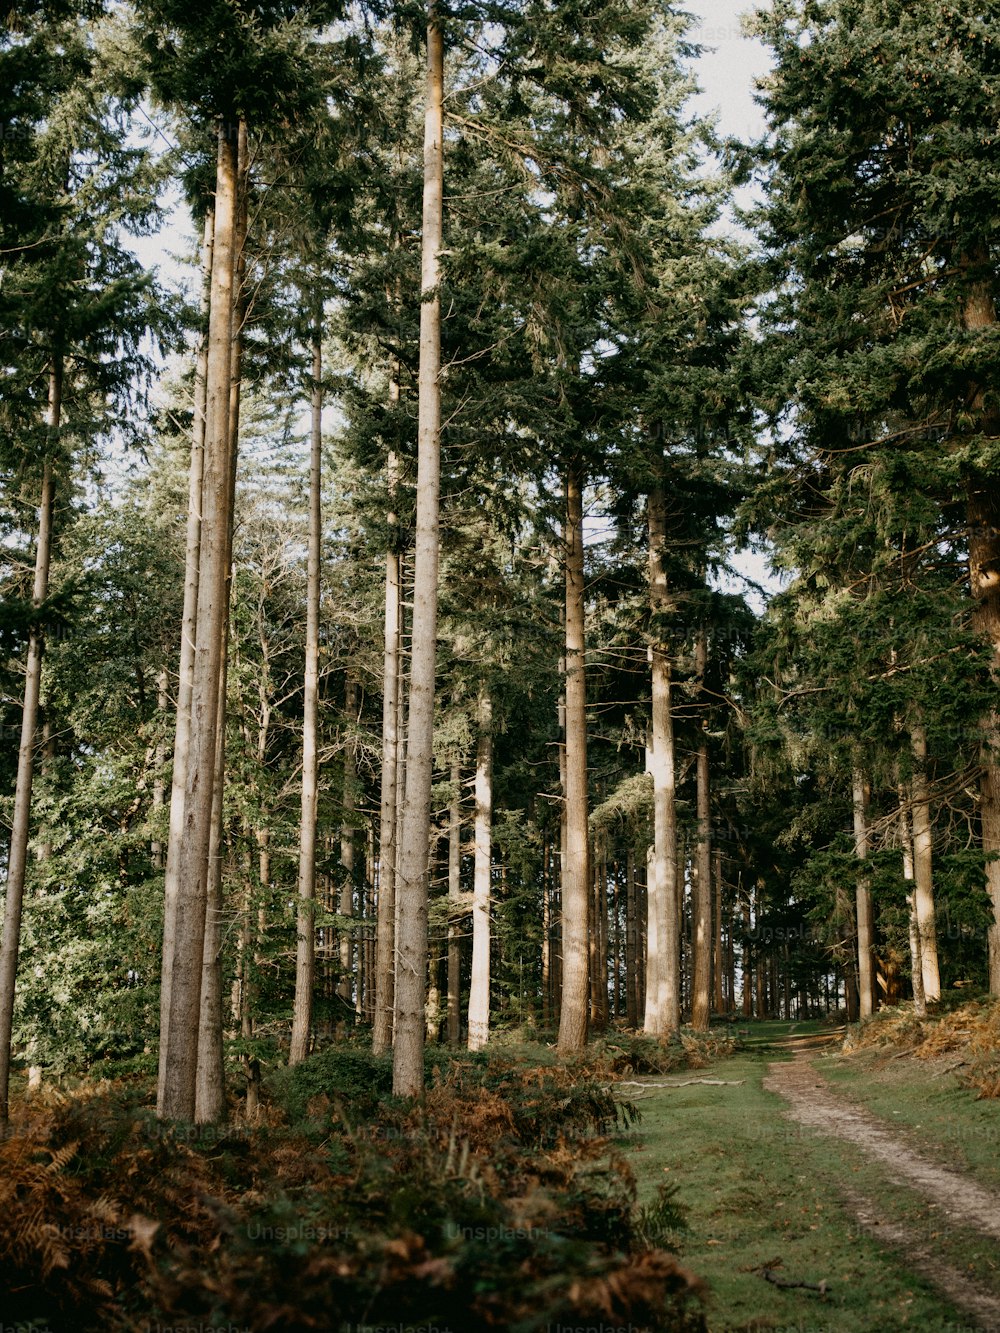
[764,1030,1000,1325]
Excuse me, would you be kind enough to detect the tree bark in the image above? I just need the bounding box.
[712,847,725,1014]
[373,445,402,1056]
[557,465,590,1054]
[644,483,680,1037]
[159,125,238,1122]
[338,677,359,1007]
[467,686,492,1050]
[691,628,712,1031]
[290,321,324,1065]
[909,720,940,1002]
[0,364,58,1125]
[195,124,247,1123]
[962,253,1000,994]
[157,207,214,1112]
[447,755,462,1045]
[393,6,443,1096]
[898,785,927,1018]
[625,847,638,1028]
[852,768,876,1020]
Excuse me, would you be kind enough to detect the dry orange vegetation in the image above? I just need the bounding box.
[844,996,1000,1099]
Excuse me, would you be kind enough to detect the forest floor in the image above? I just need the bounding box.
[626,1017,1000,1331]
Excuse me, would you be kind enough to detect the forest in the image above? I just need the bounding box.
[3,0,1000,1329]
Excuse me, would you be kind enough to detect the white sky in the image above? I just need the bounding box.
[686,0,772,141]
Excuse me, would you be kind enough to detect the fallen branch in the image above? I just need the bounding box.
[615,1078,746,1089]
[761,1267,829,1296]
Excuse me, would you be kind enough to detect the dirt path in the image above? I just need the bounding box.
[764,1033,1000,1324]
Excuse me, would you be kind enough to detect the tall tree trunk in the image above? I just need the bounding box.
[852,768,876,1020]
[557,465,590,1054]
[644,483,680,1037]
[159,125,238,1122]
[338,677,359,1007]
[373,445,402,1056]
[962,254,1000,994]
[691,628,712,1030]
[151,669,170,870]
[195,125,247,1124]
[290,320,324,1065]
[0,364,58,1125]
[468,686,493,1050]
[909,720,940,1002]
[393,6,443,1096]
[157,207,214,1112]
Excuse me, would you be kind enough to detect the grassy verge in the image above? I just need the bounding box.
[625,1033,974,1332]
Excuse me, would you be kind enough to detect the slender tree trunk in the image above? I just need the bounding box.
[742,895,752,1019]
[852,768,876,1020]
[467,687,493,1049]
[373,448,402,1055]
[712,848,725,1015]
[338,678,359,1007]
[151,669,170,870]
[290,321,324,1065]
[0,365,58,1125]
[159,125,238,1122]
[909,721,940,1002]
[393,7,443,1095]
[691,629,712,1030]
[962,255,1000,994]
[157,208,214,1111]
[644,483,680,1037]
[557,465,590,1054]
[447,756,462,1045]
[625,848,638,1028]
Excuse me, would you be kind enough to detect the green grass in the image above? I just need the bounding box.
[818,1044,1000,1191]
[625,1041,976,1331]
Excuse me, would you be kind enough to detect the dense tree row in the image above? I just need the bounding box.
[2,0,1000,1122]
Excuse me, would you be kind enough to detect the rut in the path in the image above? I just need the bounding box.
[765,1040,1000,1325]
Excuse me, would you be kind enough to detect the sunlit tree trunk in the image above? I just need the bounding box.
[0,363,58,1125]
[157,207,214,1112]
[712,848,725,1014]
[393,5,443,1095]
[467,687,492,1049]
[909,720,940,1002]
[898,784,927,1019]
[290,320,324,1065]
[644,482,680,1037]
[557,465,590,1053]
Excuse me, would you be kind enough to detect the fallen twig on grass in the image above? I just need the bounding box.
[760,1265,829,1296]
[615,1078,746,1090]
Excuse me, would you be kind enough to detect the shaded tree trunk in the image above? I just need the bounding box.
[691,627,712,1031]
[159,125,238,1122]
[852,768,876,1020]
[447,755,462,1045]
[290,320,324,1065]
[393,6,443,1095]
[0,365,58,1125]
[557,464,590,1054]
